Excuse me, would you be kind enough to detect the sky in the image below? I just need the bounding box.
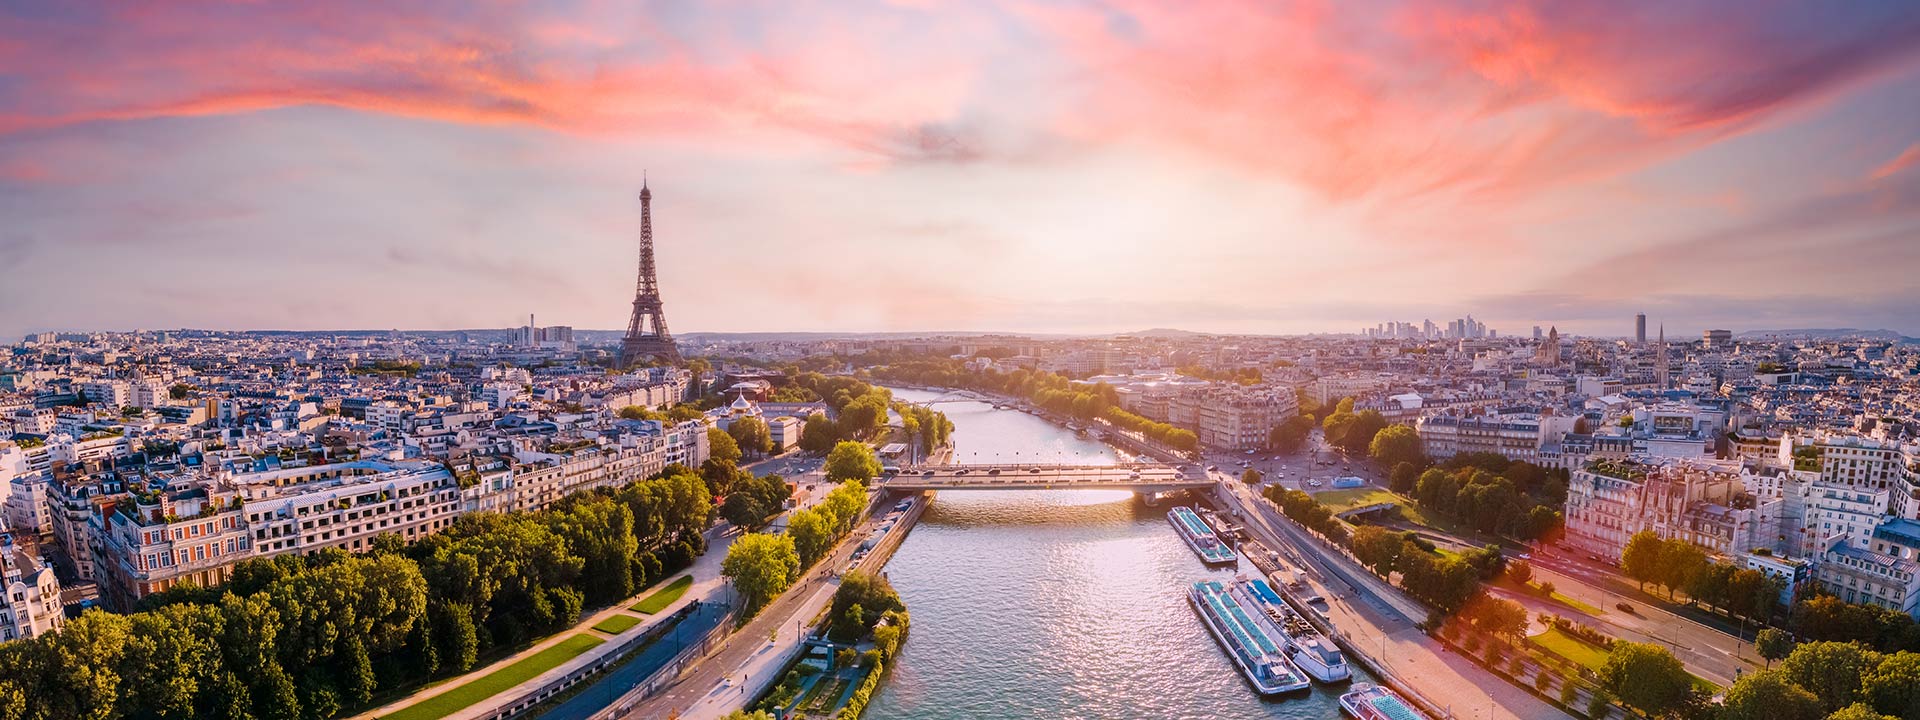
[2,0,1919,340]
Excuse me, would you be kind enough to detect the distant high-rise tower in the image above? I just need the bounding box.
[617,181,681,367]
[1654,324,1670,388]
[1635,313,1647,345]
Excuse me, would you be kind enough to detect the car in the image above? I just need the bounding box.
[955,468,971,476]
[1028,467,1042,474]
[987,468,1001,476]
[1308,479,1323,487]
[1517,553,1532,560]
[1615,602,1635,614]
[1206,465,1219,471]
[1245,449,1256,455]
[921,470,935,478]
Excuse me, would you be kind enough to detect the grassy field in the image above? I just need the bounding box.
[1530,627,1718,692]
[592,613,643,635]
[633,575,693,614]
[1313,488,1435,527]
[1312,488,1398,511]
[382,634,605,720]
[1528,627,1609,672]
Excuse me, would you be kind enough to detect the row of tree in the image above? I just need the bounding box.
[0,464,714,720]
[1620,530,1786,623]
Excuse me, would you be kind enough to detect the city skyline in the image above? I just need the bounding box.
[4,1,1920,339]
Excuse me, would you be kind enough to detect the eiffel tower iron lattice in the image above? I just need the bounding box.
[617,181,681,368]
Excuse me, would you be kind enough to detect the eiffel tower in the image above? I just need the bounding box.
[617,180,681,367]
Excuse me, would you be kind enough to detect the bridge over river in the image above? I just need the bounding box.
[878,462,1210,493]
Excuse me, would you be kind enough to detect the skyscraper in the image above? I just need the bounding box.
[1635,313,1647,345]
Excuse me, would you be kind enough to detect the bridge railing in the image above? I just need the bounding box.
[899,461,1176,472]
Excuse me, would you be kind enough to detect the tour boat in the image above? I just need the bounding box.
[1168,506,1238,565]
[1340,683,1430,720]
[1188,581,1312,696]
[1237,578,1351,683]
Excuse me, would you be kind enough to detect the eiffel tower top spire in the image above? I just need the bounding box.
[618,181,679,368]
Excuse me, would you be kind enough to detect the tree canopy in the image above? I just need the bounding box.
[1599,641,1695,718]
[722,532,800,618]
[1368,423,1425,469]
[727,416,774,457]
[825,441,882,483]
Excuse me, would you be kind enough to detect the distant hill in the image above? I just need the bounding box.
[1122,328,1206,338]
[1736,328,1917,342]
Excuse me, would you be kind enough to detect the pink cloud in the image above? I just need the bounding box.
[0,1,986,166]
[1021,0,1920,206]
[1871,143,1920,181]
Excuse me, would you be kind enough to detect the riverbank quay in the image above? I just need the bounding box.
[1212,479,1574,720]
[683,490,933,720]
[616,487,932,720]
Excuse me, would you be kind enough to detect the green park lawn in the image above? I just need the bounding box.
[1312,488,1399,512]
[592,613,643,635]
[632,575,693,614]
[1529,627,1718,693]
[382,634,605,720]
[1529,627,1609,672]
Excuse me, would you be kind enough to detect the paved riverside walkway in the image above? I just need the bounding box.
[1215,479,1573,720]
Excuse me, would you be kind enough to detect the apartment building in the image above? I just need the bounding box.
[93,481,252,610]
[1814,518,1920,615]
[1563,459,1775,562]
[1416,412,1554,463]
[0,539,63,642]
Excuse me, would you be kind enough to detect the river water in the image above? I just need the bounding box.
[866,388,1364,719]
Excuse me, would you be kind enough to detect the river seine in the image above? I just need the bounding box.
[865,388,1365,719]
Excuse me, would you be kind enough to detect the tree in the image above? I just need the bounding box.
[1240,468,1263,485]
[1861,651,1920,720]
[787,508,834,568]
[1599,641,1694,718]
[1389,461,1420,493]
[1463,595,1529,637]
[618,405,664,421]
[799,412,840,454]
[727,416,774,456]
[1780,640,1880,712]
[721,533,799,618]
[1827,704,1898,720]
[1659,540,1708,600]
[827,571,903,643]
[1369,424,1425,469]
[705,427,742,466]
[1719,669,1824,720]
[1621,530,1666,591]
[1349,526,1405,575]
[825,441,882,483]
[1506,558,1534,586]
[1756,628,1795,667]
[1337,410,1388,454]
[1268,415,1314,454]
